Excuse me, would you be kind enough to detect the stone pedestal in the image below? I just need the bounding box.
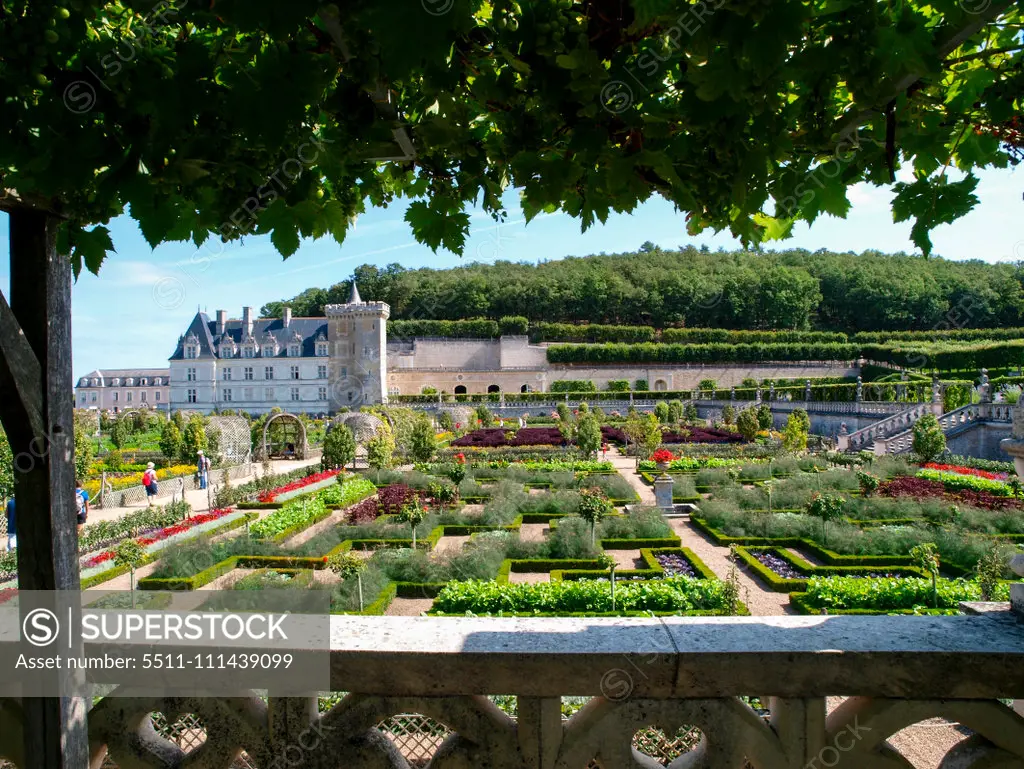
[653,474,674,512]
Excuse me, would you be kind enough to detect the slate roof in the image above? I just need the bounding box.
[76,369,170,387]
[168,312,330,360]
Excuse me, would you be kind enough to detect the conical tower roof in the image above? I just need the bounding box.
[349,280,362,304]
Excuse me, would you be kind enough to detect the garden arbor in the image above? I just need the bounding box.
[258,413,308,460]
[1,1,1023,767]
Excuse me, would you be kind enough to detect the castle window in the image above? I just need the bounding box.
[155,392,160,402]
[265,366,274,380]
[90,392,97,403]
[113,392,118,402]
[316,341,328,356]
[263,345,275,357]
[186,368,196,382]
[222,369,232,381]
[290,387,300,402]
[289,344,300,357]
[290,366,300,380]
[140,378,148,386]
[187,389,197,404]
[318,387,327,401]
[126,392,133,403]
[185,344,198,359]
[317,365,327,379]
[222,388,232,402]
[141,391,147,402]
[244,367,254,381]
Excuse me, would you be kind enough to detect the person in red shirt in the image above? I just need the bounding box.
[142,462,158,507]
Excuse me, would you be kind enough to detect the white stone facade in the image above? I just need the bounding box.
[74,368,171,412]
[167,286,389,415]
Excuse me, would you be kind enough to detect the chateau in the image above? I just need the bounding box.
[165,284,389,414]
[149,282,856,414]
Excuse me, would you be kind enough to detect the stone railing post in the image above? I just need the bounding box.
[855,376,863,403]
[730,387,736,401]
[804,379,811,402]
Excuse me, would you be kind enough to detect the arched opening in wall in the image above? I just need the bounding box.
[654,379,668,392]
[454,385,467,395]
[487,384,500,393]
[521,384,530,393]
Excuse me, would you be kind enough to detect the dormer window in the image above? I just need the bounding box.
[263,345,276,358]
[316,341,328,357]
[185,344,198,359]
[111,378,120,387]
[91,378,99,386]
[125,378,134,386]
[153,378,162,386]
[140,378,148,386]
[241,344,255,358]
[288,343,301,357]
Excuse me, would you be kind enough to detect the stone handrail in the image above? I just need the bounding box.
[97,462,254,508]
[2,614,1023,768]
[836,403,937,452]
[877,403,1014,455]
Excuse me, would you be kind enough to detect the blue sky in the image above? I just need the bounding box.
[0,165,1020,379]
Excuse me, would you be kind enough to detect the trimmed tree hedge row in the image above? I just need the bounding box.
[530,322,657,344]
[660,329,847,344]
[388,317,529,339]
[854,327,1024,344]
[861,340,1024,370]
[547,342,860,364]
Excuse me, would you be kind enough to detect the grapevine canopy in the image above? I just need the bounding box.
[1,0,1020,265]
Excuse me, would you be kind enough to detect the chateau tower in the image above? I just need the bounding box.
[324,280,390,408]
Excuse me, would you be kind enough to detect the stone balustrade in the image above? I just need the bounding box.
[2,614,1024,768]
[837,403,937,452]
[876,403,1014,456]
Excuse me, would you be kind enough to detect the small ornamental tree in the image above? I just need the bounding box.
[857,471,880,497]
[437,412,454,432]
[159,419,183,463]
[114,538,146,607]
[683,402,698,423]
[597,553,618,611]
[366,422,396,475]
[475,405,495,427]
[640,414,663,460]
[575,413,602,459]
[577,487,613,546]
[806,493,845,547]
[736,408,761,442]
[408,412,438,464]
[667,400,682,424]
[109,418,132,450]
[327,551,367,612]
[322,424,357,471]
[654,401,670,424]
[0,423,13,503]
[398,499,429,550]
[912,413,947,463]
[910,542,941,608]
[721,405,736,426]
[976,545,1005,602]
[756,404,773,431]
[179,415,208,463]
[781,411,809,452]
[698,379,718,393]
[449,453,467,485]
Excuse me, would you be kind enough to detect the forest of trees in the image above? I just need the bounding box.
[261,247,1024,332]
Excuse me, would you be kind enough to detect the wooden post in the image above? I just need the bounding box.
[0,209,89,769]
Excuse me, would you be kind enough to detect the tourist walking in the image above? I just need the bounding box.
[5,497,14,552]
[75,480,90,535]
[196,450,210,489]
[143,462,159,507]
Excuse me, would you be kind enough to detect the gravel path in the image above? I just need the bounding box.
[433,535,470,556]
[611,550,645,570]
[384,597,434,616]
[507,571,549,584]
[608,447,791,616]
[519,523,549,542]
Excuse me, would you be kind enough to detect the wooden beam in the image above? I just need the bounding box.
[0,290,46,444]
[4,209,89,769]
[831,1,1014,142]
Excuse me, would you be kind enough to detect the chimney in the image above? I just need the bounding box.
[242,306,254,336]
[216,310,226,335]
[283,306,292,328]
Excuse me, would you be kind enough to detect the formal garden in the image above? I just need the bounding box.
[3,400,1018,618]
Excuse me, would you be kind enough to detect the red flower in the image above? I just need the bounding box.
[651,449,676,463]
[322,556,328,563]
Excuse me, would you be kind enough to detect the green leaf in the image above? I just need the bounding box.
[70,225,115,277]
[270,222,301,257]
[405,200,470,253]
[891,174,980,256]
[753,213,795,241]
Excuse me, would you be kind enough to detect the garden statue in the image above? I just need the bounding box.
[856,376,863,402]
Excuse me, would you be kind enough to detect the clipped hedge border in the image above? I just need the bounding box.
[788,591,959,616]
[554,547,717,582]
[599,536,682,550]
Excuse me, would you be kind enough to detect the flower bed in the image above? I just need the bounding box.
[922,462,1008,481]
[258,469,342,503]
[81,464,198,496]
[80,508,236,569]
[878,476,1022,511]
[798,575,1007,611]
[916,468,1012,496]
[638,456,754,472]
[661,427,743,444]
[251,479,376,540]
[654,552,697,578]
[431,575,735,615]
